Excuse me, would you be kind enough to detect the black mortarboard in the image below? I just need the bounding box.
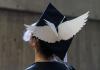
[36,3,73,60]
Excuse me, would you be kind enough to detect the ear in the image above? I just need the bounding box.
[29,37,36,49]
[29,36,39,49]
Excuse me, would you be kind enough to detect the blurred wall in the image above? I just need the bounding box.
[0,0,100,19]
[68,20,100,70]
[0,9,40,70]
[0,0,100,70]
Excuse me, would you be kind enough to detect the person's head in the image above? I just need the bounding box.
[29,35,73,60]
[23,3,75,60]
[29,36,55,59]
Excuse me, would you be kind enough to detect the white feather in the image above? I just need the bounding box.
[23,30,32,41]
[23,22,37,41]
[44,19,58,37]
[24,22,37,31]
[58,11,89,40]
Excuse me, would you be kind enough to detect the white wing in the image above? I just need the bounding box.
[33,26,58,43]
[23,22,58,43]
[58,11,89,40]
[44,19,58,37]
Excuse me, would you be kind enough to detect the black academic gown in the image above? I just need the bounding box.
[25,61,75,70]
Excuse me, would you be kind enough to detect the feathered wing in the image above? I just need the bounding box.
[58,11,89,40]
[23,24,58,43]
[32,26,58,43]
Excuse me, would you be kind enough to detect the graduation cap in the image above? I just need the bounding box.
[23,3,89,60]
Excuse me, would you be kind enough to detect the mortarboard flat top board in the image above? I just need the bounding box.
[36,3,65,28]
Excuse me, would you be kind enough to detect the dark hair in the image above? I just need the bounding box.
[37,38,73,60]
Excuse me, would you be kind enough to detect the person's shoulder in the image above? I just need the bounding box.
[24,62,76,70]
[25,63,36,70]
